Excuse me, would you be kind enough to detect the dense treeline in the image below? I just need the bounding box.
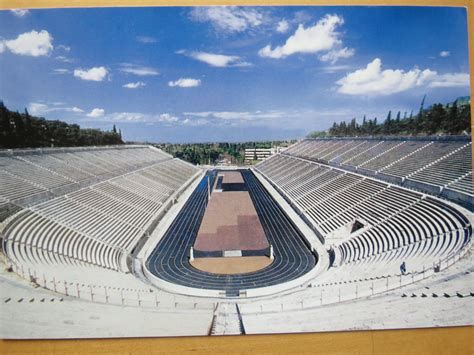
[156,141,294,165]
[0,102,123,149]
[309,96,471,138]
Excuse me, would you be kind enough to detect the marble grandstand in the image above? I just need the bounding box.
[0,138,472,338]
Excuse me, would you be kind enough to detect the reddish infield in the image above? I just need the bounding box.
[221,171,244,183]
[190,256,272,275]
[194,171,269,252]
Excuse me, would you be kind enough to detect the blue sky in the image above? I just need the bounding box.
[0,6,470,143]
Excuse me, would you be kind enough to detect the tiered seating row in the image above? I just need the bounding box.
[410,145,472,189]
[380,142,465,178]
[359,141,430,172]
[0,146,171,204]
[256,155,423,235]
[283,139,473,206]
[446,173,473,195]
[3,209,123,270]
[2,147,200,272]
[0,201,22,223]
[256,153,471,267]
[0,170,49,201]
[340,199,471,263]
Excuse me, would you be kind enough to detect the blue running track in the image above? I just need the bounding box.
[146,170,317,295]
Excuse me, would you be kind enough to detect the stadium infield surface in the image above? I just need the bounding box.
[146,170,317,295]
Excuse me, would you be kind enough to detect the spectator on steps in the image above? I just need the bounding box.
[400,261,407,275]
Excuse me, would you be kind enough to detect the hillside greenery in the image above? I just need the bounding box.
[309,96,471,138]
[156,141,295,165]
[0,102,123,149]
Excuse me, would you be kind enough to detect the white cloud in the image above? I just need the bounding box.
[428,73,469,88]
[276,20,289,33]
[180,50,251,68]
[190,6,263,33]
[52,68,70,75]
[119,63,159,76]
[319,47,355,64]
[320,65,351,73]
[168,78,201,88]
[3,30,53,57]
[136,36,157,44]
[85,111,182,125]
[0,42,5,54]
[55,55,75,63]
[10,9,29,17]
[74,66,108,81]
[259,14,345,59]
[182,118,209,126]
[105,112,145,122]
[28,102,84,116]
[158,113,179,123]
[56,44,71,52]
[336,58,469,96]
[184,110,285,122]
[28,103,49,116]
[122,81,146,89]
[87,108,105,118]
[439,51,450,57]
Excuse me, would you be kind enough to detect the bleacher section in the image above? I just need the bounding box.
[0,146,200,275]
[281,137,472,209]
[255,141,472,269]
[0,146,177,205]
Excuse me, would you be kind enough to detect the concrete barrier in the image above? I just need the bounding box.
[441,188,473,211]
[403,178,441,195]
[377,172,403,185]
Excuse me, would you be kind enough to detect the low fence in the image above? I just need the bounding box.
[5,261,216,311]
[240,246,470,314]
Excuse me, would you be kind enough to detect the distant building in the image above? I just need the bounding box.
[244,147,286,163]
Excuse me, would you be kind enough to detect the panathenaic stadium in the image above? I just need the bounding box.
[0,136,472,338]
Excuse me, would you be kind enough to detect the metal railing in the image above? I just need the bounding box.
[240,245,470,314]
[5,261,215,311]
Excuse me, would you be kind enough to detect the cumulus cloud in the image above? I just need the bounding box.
[259,14,347,59]
[190,6,263,33]
[10,9,29,17]
[336,58,469,96]
[168,78,201,88]
[3,30,53,57]
[276,20,289,33]
[119,63,159,76]
[122,81,146,89]
[136,36,157,44]
[74,66,108,81]
[319,47,355,64]
[87,108,105,118]
[179,50,251,68]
